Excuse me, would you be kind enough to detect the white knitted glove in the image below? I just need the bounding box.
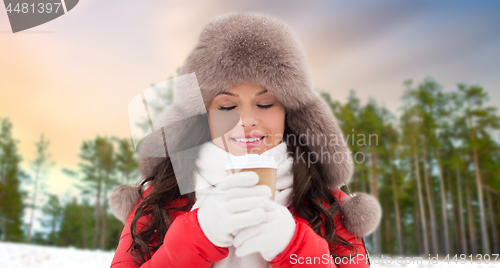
[233,199,296,261]
[197,171,272,248]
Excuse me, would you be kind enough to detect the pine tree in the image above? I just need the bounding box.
[410,78,451,254]
[67,136,120,250]
[114,137,138,184]
[95,137,115,250]
[400,80,430,254]
[26,134,53,243]
[455,84,500,254]
[357,98,386,254]
[0,117,25,242]
[57,197,91,248]
[39,194,63,245]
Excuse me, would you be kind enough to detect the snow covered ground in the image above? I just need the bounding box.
[1,242,499,267]
[1,242,115,268]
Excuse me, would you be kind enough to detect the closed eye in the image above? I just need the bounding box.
[218,104,274,111]
[258,104,274,109]
[218,106,236,111]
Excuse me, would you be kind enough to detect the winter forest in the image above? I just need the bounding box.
[0,76,499,258]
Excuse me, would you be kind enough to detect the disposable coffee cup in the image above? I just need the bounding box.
[224,154,279,200]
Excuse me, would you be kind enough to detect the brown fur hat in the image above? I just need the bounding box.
[109,184,142,223]
[122,12,381,237]
[340,193,382,237]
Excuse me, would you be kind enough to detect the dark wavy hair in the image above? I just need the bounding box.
[127,114,358,264]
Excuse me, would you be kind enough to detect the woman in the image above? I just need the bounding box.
[110,12,381,268]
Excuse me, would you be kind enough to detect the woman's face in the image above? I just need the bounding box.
[207,83,286,155]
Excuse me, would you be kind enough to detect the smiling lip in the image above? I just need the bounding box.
[231,134,265,139]
[230,135,266,148]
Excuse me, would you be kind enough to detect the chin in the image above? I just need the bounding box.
[247,149,262,155]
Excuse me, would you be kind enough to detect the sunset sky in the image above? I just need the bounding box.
[1,0,499,229]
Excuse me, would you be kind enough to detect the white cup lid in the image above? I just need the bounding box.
[224,154,279,170]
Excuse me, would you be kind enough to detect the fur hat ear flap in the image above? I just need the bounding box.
[109,184,142,223]
[339,193,382,238]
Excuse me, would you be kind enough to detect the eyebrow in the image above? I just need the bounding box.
[219,89,268,97]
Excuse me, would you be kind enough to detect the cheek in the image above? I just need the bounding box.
[262,108,286,134]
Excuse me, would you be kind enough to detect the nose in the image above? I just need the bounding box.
[238,109,258,128]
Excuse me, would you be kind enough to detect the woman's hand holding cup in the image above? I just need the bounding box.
[233,199,296,261]
[197,171,272,248]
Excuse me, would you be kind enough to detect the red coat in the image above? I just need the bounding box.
[110,187,371,268]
